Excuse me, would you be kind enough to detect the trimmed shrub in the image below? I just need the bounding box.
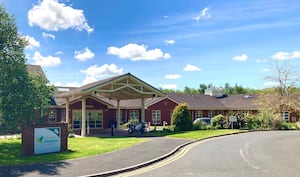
[211,114,225,129]
[245,114,260,130]
[171,103,193,132]
[193,121,206,130]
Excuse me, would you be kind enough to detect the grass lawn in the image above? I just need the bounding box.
[0,129,245,166]
[167,129,245,140]
[0,137,146,166]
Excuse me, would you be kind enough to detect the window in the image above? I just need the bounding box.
[72,110,103,129]
[73,110,81,129]
[152,110,161,125]
[61,109,66,122]
[49,110,56,122]
[130,110,139,120]
[283,112,290,122]
[196,111,203,118]
[87,111,103,128]
[208,110,215,118]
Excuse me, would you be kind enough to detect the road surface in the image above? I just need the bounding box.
[117,131,300,177]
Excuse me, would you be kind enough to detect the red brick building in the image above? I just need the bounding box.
[40,70,299,136]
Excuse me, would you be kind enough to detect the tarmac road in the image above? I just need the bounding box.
[121,131,300,177]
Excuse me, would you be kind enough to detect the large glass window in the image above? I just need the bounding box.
[72,110,103,129]
[130,110,139,120]
[73,110,81,129]
[49,110,56,122]
[88,111,103,128]
[152,110,161,125]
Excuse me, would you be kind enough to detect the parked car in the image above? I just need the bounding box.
[193,117,211,125]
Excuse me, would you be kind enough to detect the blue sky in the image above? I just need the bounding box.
[5,0,300,90]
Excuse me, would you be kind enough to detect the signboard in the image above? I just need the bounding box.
[229,116,237,122]
[34,127,61,154]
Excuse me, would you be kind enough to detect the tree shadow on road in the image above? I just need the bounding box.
[0,161,70,177]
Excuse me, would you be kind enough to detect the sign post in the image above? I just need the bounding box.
[229,116,237,129]
[22,123,68,156]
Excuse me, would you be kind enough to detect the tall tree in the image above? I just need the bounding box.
[0,4,35,133]
[29,74,55,120]
[255,63,300,118]
[198,84,208,94]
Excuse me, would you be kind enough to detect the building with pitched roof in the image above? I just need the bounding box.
[27,65,297,135]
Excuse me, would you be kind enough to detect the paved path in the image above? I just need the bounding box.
[0,137,191,177]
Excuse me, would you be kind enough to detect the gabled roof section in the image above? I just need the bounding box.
[27,65,47,79]
[57,73,165,100]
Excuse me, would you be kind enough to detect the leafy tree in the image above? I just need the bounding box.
[224,83,233,95]
[29,74,55,120]
[171,103,193,131]
[255,63,300,118]
[0,4,34,133]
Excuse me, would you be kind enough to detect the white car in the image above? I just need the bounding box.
[193,117,211,125]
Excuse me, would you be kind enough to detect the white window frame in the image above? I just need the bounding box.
[283,111,290,122]
[152,110,161,125]
[49,110,56,122]
[61,109,66,122]
[130,110,139,120]
[208,110,215,118]
[72,110,103,129]
[196,111,203,118]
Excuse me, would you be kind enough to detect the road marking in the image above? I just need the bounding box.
[240,141,260,170]
[114,139,212,177]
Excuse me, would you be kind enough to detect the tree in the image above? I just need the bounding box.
[255,62,300,119]
[29,74,55,120]
[171,103,193,131]
[0,4,35,133]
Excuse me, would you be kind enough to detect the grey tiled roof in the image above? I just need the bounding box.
[27,65,46,79]
[219,94,258,110]
[167,93,225,110]
[52,92,258,110]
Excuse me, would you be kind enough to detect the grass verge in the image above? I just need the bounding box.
[167,129,245,140]
[0,137,146,166]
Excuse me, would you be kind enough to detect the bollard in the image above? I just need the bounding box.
[111,125,114,136]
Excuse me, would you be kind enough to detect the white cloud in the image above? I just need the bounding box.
[264,81,280,88]
[81,64,123,85]
[74,47,95,61]
[32,51,61,67]
[163,15,168,18]
[164,39,175,45]
[233,54,248,61]
[107,43,171,61]
[28,0,93,33]
[271,51,300,60]
[55,51,63,55]
[263,68,270,72]
[161,84,177,90]
[256,59,267,63]
[193,7,211,23]
[54,82,81,87]
[42,32,55,39]
[183,64,201,71]
[24,35,40,49]
[165,74,181,80]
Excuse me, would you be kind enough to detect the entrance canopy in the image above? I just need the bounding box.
[57,73,165,135]
[58,73,165,100]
